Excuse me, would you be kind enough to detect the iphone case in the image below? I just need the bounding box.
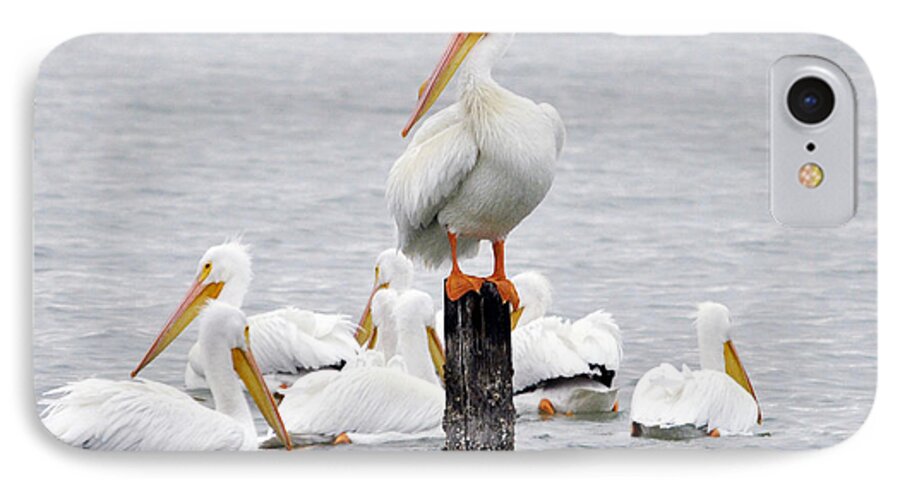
[33,33,876,451]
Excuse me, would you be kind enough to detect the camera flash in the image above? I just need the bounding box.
[798,162,824,188]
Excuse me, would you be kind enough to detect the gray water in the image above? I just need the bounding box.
[33,34,877,451]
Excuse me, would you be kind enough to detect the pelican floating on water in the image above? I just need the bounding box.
[387,33,565,307]
[273,287,445,444]
[509,272,623,416]
[130,240,358,390]
[41,301,292,451]
[630,302,762,438]
[356,249,445,377]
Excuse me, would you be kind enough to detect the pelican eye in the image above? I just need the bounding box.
[198,262,213,282]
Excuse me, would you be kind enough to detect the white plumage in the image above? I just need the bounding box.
[274,285,444,444]
[387,33,564,270]
[186,308,357,390]
[508,272,623,415]
[134,240,358,389]
[42,378,251,451]
[355,248,417,351]
[630,302,762,437]
[430,271,622,414]
[630,363,759,437]
[274,353,444,442]
[42,301,291,451]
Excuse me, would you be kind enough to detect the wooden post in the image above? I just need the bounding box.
[442,280,515,450]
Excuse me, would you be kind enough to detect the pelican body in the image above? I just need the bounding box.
[274,279,445,444]
[387,33,565,307]
[41,302,292,451]
[508,272,623,415]
[273,353,444,445]
[630,302,762,438]
[131,240,358,390]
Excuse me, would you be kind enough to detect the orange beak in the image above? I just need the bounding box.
[232,326,293,450]
[426,325,445,383]
[724,340,762,424]
[401,32,485,137]
[131,273,224,377]
[356,275,388,347]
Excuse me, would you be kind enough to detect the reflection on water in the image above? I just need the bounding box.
[34,34,876,450]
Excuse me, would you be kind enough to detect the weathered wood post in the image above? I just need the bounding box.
[442,280,515,450]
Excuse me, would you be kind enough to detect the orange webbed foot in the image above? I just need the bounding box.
[538,398,556,416]
[487,275,519,309]
[333,432,352,445]
[446,271,484,302]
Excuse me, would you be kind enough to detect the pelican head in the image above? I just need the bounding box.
[694,302,761,423]
[509,271,553,330]
[402,33,515,137]
[192,300,292,450]
[356,249,414,346]
[131,240,252,377]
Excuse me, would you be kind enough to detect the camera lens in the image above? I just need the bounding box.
[787,77,835,124]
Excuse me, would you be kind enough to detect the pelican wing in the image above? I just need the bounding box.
[630,364,759,435]
[539,102,566,158]
[387,103,479,243]
[559,310,623,372]
[41,378,247,451]
[512,317,591,393]
[277,364,444,438]
[247,308,359,374]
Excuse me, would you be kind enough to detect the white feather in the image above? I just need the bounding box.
[539,102,566,159]
[512,317,590,392]
[506,272,622,414]
[631,363,759,435]
[386,34,562,268]
[179,242,359,389]
[275,358,444,440]
[41,302,273,451]
[630,302,761,436]
[41,378,250,451]
[558,310,623,371]
[387,103,481,268]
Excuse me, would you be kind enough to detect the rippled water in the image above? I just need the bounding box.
[33,34,876,450]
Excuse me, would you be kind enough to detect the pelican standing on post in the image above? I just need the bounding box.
[387,33,565,307]
[630,302,762,438]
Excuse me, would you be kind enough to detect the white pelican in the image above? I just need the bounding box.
[510,272,622,416]
[387,33,565,308]
[41,301,293,451]
[130,240,358,390]
[273,289,445,445]
[630,302,762,438]
[356,249,445,378]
